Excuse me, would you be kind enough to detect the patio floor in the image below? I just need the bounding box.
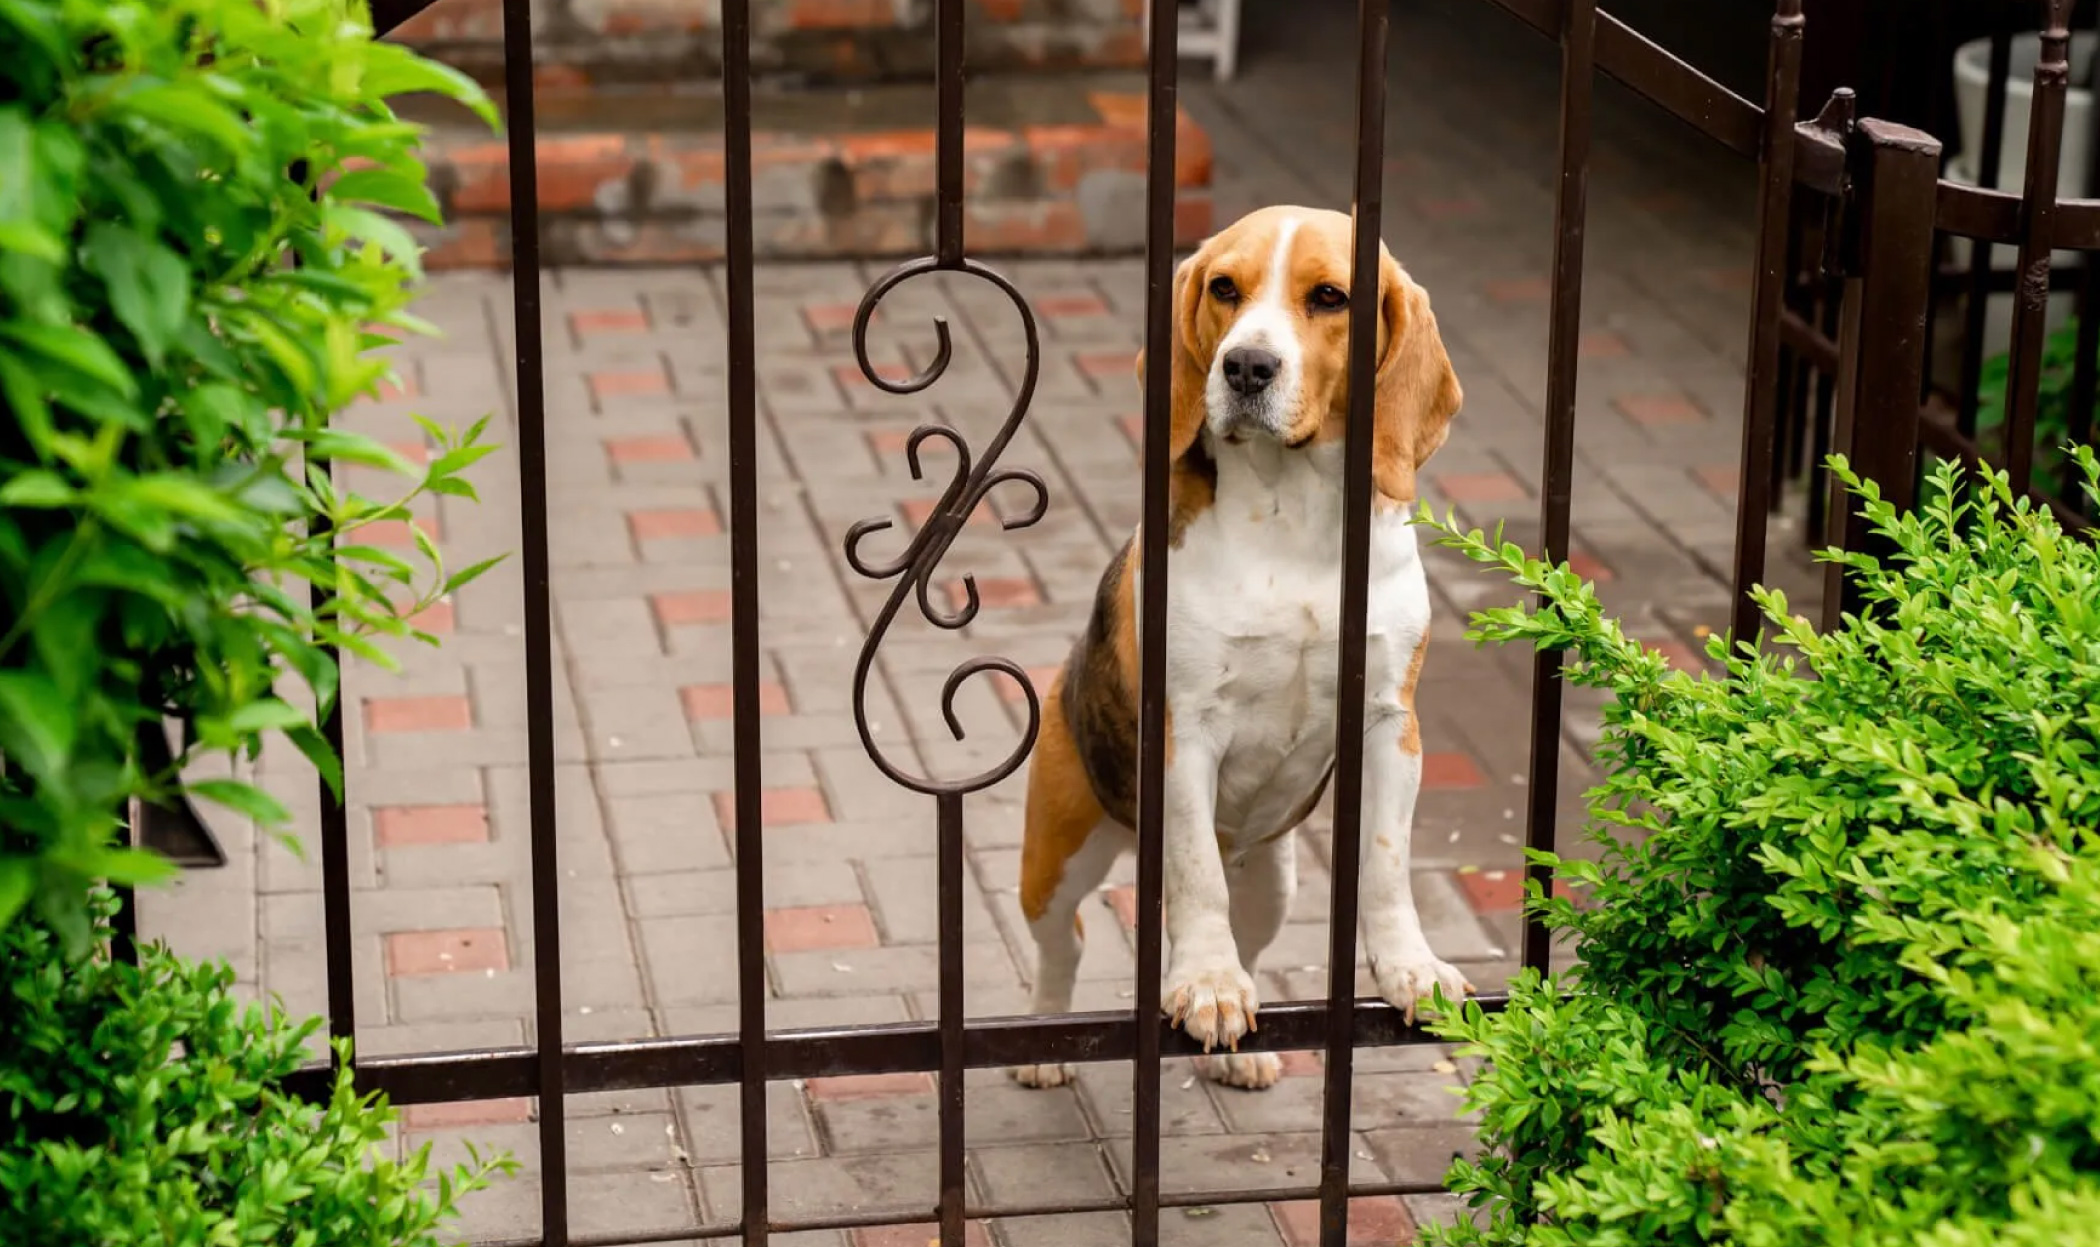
[140,1,1822,1242]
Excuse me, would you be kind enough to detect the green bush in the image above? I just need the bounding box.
[1418,453,2100,1247]
[0,894,515,1245]
[1,2,515,1241]
[0,0,499,947]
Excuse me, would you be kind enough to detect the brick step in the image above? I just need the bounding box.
[406,74,1212,267]
[393,0,1144,90]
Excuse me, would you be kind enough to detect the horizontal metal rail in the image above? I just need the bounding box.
[285,995,1506,1105]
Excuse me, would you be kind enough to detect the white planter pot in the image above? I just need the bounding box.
[1947,32,2097,347]
[1953,32,2097,199]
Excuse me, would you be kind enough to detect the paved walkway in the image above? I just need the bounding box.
[143,2,1821,1243]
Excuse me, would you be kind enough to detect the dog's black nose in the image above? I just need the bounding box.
[1221,347,1281,396]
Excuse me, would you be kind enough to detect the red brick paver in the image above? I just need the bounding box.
[712,787,831,831]
[570,308,650,336]
[652,590,734,626]
[375,804,489,847]
[765,904,881,952]
[386,928,508,976]
[589,367,670,402]
[628,508,722,541]
[807,1073,934,1101]
[681,682,791,719]
[1273,1196,1414,1246]
[364,696,472,734]
[1433,471,1527,504]
[1615,393,1705,426]
[606,434,695,463]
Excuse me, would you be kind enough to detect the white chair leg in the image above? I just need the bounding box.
[1213,0,1241,81]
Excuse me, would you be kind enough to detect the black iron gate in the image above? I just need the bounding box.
[212,0,2100,1244]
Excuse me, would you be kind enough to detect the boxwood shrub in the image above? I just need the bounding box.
[0,894,515,1245]
[1420,453,2100,1246]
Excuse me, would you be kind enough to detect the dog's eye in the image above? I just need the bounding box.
[1207,275,1240,303]
[1308,284,1349,311]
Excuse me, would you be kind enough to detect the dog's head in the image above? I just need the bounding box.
[1137,205,1462,503]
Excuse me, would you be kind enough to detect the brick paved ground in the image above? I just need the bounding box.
[141,2,1824,1243]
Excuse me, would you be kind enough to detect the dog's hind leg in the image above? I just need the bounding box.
[1012,677,1121,1089]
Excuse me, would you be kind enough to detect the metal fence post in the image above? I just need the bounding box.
[1823,117,1940,630]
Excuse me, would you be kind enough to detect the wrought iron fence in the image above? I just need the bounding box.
[177,0,2072,1243]
[1778,1,2100,548]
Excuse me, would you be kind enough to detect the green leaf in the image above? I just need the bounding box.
[443,554,506,595]
[0,219,63,262]
[325,204,425,279]
[243,313,318,398]
[0,321,138,398]
[0,670,74,782]
[187,779,292,827]
[287,724,345,803]
[0,351,53,456]
[360,44,502,129]
[225,698,307,735]
[0,470,75,507]
[121,81,250,153]
[0,856,33,928]
[303,429,415,474]
[116,473,250,529]
[88,845,179,887]
[328,168,443,224]
[82,223,190,366]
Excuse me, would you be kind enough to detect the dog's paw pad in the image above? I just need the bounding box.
[1372,954,1474,1026]
[1164,961,1260,1051]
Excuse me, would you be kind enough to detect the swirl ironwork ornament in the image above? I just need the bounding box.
[844,255,1050,796]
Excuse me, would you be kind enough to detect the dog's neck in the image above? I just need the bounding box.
[1200,428,1409,545]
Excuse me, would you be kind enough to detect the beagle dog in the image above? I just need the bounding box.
[1012,206,1470,1091]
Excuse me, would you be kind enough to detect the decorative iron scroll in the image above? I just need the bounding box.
[843,254,1050,796]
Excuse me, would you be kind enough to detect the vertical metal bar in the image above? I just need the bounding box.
[2002,1,2073,500]
[1771,202,1806,503]
[499,0,568,1239]
[1728,0,1805,654]
[109,802,138,966]
[1519,0,1595,981]
[936,793,966,1247]
[1806,252,1843,547]
[934,0,965,269]
[1132,0,1179,1236]
[2073,276,2099,508]
[1317,3,1392,1242]
[1822,118,1941,630]
[720,0,768,1243]
[315,612,356,1057]
[931,14,968,1240]
[1958,30,2013,441]
[284,156,355,1060]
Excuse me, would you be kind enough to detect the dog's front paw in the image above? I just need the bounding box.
[1010,1062,1074,1088]
[1371,950,1474,1026]
[1164,958,1260,1051]
[1196,1051,1283,1090]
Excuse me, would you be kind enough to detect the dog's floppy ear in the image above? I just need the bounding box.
[1131,248,1213,467]
[1371,252,1461,504]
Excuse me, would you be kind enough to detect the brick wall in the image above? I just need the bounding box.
[411,92,1213,266]
[395,0,1147,89]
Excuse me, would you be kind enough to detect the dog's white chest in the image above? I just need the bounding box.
[1149,445,1430,845]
